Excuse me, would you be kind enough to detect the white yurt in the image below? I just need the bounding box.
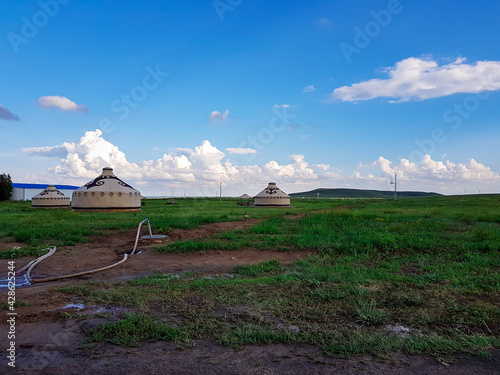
[72,167,141,211]
[237,193,253,206]
[31,185,71,208]
[253,182,290,207]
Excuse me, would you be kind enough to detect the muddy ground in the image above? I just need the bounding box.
[1,220,499,374]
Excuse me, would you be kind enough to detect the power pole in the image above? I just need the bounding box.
[219,180,222,202]
[390,173,397,201]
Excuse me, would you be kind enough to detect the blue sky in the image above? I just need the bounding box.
[1,0,500,196]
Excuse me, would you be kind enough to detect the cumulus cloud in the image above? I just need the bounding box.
[330,57,500,102]
[208,109,229,122]
[0,105,20,121]
[20,130,500,195]
[226,148,258,155]
[359,154,500,184]
[22,129,196,181]
[38,96,88,112]
[311,163,331,171]
[263,155,317,181]
[303,85,315,93]
[21,130,330,192]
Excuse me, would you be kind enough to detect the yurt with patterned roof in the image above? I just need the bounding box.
[31,185,71,208]
[253,182,290,207]
[72,167,141,211]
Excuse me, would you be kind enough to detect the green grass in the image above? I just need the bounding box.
[355,299,389,326]
[3,195,500,358]
[0,197,346,256]
[234,259,285,276]
[84,313,189,346]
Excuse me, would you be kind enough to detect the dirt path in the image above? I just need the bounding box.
[1,218,313,314]
[15,218,312,284]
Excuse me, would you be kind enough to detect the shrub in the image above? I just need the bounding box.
[0,173,13,201]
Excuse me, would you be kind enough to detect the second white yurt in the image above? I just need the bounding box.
[31,185,71,208]
[253,182,290,207]
[72,167,141,211]
[237,193,253,206]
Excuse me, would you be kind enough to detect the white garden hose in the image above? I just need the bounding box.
[19,217,152,284]
[28,252,128,283]
[25,246,56,283]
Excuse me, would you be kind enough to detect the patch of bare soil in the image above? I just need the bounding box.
[7,329,500,375]
[18,218,311,284]
[1,216,499,374]
[1,218,312,313]
[0,240,25,251]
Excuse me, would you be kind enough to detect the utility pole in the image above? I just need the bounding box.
[390,173,397,201]
[219,180,222,202]
[170,187,175,198]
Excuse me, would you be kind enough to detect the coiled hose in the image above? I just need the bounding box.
[20,217,150,284]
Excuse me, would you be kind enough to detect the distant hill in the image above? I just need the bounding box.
[289,188,442,199]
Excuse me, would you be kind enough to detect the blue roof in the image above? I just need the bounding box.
[12,183,80,190]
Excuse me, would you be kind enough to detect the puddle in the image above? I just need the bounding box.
[88,306,129,315]
[385,324,411,337]
[60,303,85,310]
[0,275,31,288]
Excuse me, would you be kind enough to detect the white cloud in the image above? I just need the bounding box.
[21,130,326,193]
[188,140,226,171]
[359,154,500,184]
[311,163,330,171]
[303,85,315,93]
[38,96,88,112]
[0,105,20,121]
[226,148,258,155]
[22,129,190,181]
[22,145,67,158]
[208,109,229,122]
[330,57,500,102]
[20,130,500,195]
[273,104,293,108]
[263,155,317,181]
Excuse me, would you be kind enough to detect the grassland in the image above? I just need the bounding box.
[0,197,331,258]
[1,195,500,358]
